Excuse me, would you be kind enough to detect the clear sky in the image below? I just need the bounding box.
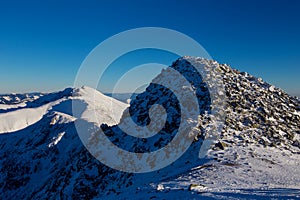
[0,0,299,96]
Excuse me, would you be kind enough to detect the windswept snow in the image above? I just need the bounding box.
[72,86,128,126]
[0,104,49,134]
[0,86,128,134]
[0,102,26,110]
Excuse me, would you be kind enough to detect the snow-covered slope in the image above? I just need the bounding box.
[0,87,128,134]
[0,86,130,199]
[0,57,299,199]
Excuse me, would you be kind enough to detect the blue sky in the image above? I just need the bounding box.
[0,0,299,96]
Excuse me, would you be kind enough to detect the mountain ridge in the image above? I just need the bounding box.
[0,57,299,199]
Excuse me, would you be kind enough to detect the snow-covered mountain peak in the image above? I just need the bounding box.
[0,86,128,134]
[0,57,299,199]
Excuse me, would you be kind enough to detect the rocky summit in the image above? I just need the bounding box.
[0,57,299,199]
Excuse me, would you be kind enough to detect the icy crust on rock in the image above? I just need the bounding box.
[97,58,213,151]
[86,56,227,173]
[218,61,300,150]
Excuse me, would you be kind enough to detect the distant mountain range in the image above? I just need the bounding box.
[0,57,299,199]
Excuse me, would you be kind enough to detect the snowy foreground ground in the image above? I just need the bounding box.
[108,146,300,199]
[0,57,299,199]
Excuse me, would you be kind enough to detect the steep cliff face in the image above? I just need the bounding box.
[0,57,299,199]
[99,57,212,154]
